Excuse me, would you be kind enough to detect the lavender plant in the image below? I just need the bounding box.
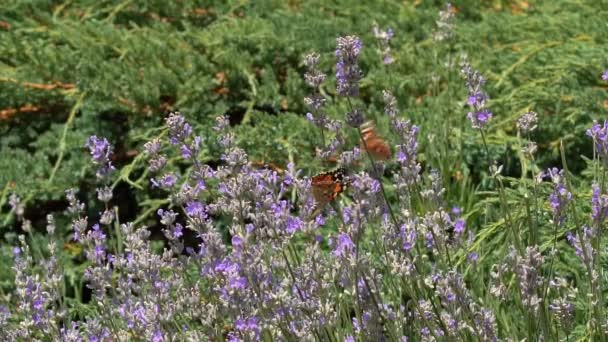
[2,5,608,342]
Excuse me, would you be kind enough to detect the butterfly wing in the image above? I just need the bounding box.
[360,121,391,160]
[311,168,347,208]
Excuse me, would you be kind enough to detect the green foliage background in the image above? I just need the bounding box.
[1,0,608,337]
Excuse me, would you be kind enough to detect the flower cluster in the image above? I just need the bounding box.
[461,58,492,129]
[85,135,115,179]
[433,2,455,42]
[372,24,394,65]
[546,168,571,226]
[3,98,483,341]
[335,35,363,97]
[586,119,608,164]
[303,52,330,131]
[517,111,538,134]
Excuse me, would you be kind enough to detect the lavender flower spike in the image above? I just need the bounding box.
[303,51,329,130]
[517,111,538,134]
[85,135,115,179]
[461,59,492,129]
[547,168,571,225]
[586,120,608,164]
[165,111,193,145]
[433,2,455,42]
[372,24,395,65]
[336,35,363,97]
[590,183,608,226]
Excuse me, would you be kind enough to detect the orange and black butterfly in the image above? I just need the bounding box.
[360,121,391,161]
[311,167,349,213]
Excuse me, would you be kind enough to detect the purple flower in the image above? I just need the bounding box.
[303,52,326,89]
[453,218,466,234]
[271,200,289,219]
[586,120,608,163]
[231,235,243,247]
[342,206,352,224]
[567,228,595,263]
[546,168,571,225]
[396,150,406,162]
[466,109,493,129]
[157,208,177,226]
[467,92,485,106]
[315,214,325,226]
[85,135,115,179]
[233,316,260,340]
[305,112,315,123]
[185,201,206,219]
[148,155,167,173]
[245,316,260,331]
[143,138,163,155]
[72,218,87,242]
[345,108,365,128]
[85,136,111,163]
[180,144,193,159]
[90,223,106,242]
[468,251,479,262]
[372,24,395,65]
[392,119,421,186]
[93,244,105,260]
[336,36,363,97]
[165,112,192,145]
[180,136,202,159]
[285,216,303,234]
[461,60,492,129]
[152,330,163,342]
[235,318,247,330]
[229,276,247,290]
[171,223,183,238]
[400,223,417,252]
[591,183,608,226]
[151,173,177,189]
[517,111,538,134]
[602,70,608,81]
[425,231,434,249]
[227,334,242,342]
[331,233,355,258]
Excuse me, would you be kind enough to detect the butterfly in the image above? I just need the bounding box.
[360,121,391,161]
[250,160,285,174]
[311,167,348,213]
[63,242,83,256]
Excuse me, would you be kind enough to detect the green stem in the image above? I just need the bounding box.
[479,128,522,254]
